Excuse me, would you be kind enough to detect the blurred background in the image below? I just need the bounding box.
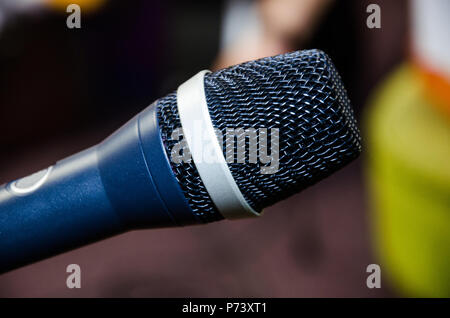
[0,0,448,297]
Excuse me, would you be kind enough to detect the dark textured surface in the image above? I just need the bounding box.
[158,50,361,218]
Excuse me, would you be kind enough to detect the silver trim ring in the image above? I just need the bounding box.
[177,70,259,219]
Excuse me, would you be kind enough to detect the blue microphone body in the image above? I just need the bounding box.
[0,104,199,273]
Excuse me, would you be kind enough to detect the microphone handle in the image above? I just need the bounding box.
[0,104,200,273]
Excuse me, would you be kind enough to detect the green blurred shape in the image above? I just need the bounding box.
[366,64,450,297]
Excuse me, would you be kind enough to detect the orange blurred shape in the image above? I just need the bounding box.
[45,0,106,12]
[413,58,450,120]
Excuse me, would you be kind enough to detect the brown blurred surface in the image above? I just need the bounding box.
[0,129,393,297]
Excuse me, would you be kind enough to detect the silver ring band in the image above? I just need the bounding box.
[177,70,259,219]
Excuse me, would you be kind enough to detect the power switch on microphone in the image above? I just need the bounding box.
[7,166,53,196]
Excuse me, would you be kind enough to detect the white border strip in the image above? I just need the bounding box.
[177,70,259,219]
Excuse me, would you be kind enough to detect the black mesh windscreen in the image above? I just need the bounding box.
[157,49,361,222]
[157,93,224,223]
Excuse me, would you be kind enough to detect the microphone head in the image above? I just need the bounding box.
[158,49,361,222]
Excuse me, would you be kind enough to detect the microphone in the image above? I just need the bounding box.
[0,50,361,273]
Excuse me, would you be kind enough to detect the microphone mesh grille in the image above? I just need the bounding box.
[204,49,361,212]
[157,92,224,223]
[157,49,361,222]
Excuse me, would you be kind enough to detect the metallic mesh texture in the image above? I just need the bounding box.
[157,93,224,223]
[158,49,361,222]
